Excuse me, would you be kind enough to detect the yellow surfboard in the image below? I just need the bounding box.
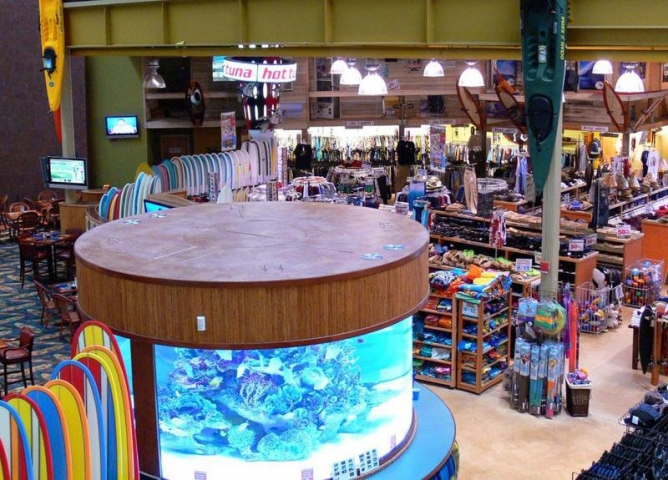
[5,395,53,480]
[81,347,136,480]
[73,351,130,480]
[39,0,65,113]
[44,381,92,480]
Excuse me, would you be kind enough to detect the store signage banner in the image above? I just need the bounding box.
[429,125,446,170]
[581,125,609,133]
[220,111,236,151]
[222,58,297,83]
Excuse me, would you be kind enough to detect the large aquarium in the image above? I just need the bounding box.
[154,317,414,480]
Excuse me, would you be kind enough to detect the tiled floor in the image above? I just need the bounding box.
[427,310,654,479]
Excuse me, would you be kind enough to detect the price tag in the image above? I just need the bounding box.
[362,162,371,170]
[534,251,542,264]
[585,234,597,247]
[614,284,624,301]
[462,302,478,318]
[563,193,570,204]
[417,169,428,177]
[515,258,533,272]
[569,239,585,252]
[616,224,631,237]
[194,472,207,480]
[646,204,653,214]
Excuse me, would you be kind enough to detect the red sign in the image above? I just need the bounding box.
[222,58,297,83]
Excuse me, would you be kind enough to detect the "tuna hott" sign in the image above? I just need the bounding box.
[223,58,297,83]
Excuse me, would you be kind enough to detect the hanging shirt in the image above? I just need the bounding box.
[514,156,529,194]
[578,143,589,172]
[647,150,661,179]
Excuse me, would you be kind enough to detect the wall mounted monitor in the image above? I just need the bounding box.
[105,115,139,139]
[40,156,88,190]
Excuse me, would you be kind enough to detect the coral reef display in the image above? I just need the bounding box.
[155,319,412,464]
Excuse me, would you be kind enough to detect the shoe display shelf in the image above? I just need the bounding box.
[413,290,457,389]
[561,185,668,224]
[430,210,599,288]
[456,291,512,394]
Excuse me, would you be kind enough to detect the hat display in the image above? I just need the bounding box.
[426,176,444,191]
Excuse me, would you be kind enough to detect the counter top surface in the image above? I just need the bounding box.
[76,202,429,286]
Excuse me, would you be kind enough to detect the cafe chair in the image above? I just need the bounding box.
[37,189,58,205]
[18,234,53,288]
[0,213,11,241]
[55,228,83,280]
[52,293,82,341]
[16,211,41,237]
[48,199,63,230]
[8,202,30,214]
[33,280,59,328]
[0,327,35,396]
[22,197,38,211]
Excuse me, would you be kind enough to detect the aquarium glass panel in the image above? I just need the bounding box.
[154,317,413,480]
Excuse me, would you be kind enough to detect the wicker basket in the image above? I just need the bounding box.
[566,379,592,417]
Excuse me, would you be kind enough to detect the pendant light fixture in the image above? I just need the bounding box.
[358,62,388,96]
[458,61,485,88]
[423,59,444,78]
[615,63,644,93]
[330,57,348,75]
[592,59,613,75]
[143,58,166,89]
[340,59,362,86]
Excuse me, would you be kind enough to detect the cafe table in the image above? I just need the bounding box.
[21,231,74,282]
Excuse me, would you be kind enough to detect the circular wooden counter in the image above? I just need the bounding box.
[75,202,430,348]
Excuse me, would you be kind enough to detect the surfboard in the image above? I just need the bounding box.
[0,437,10,480]
[0,400,35,480]
[495,86,527,134]
[456,84,484,131]
[23,385,74,480]
[520,0,568,195]
[633,92,668,132]
[71,322,137,480]
[80,346,137,480]
[44,380,92,480]
[51,360,107,480]
[4,394,54,480]
[602,80,628,133]
[73,351,132,480]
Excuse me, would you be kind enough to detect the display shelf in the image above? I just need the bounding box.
[641,219,668,278]
[423,324,453,333]
[430,209,599,287]
[455,292,511,394]
[413,292,457,389]
[413,374,452,387]
[414,355,452,366]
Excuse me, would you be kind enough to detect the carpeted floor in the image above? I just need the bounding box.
[0,237,71,393]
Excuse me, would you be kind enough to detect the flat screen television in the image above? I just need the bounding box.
[105,115,139,139]
[40,156,88,190]
[144,199,174,213]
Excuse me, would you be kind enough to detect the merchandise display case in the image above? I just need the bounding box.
[456,292,512,394]
[413,293,457,388]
